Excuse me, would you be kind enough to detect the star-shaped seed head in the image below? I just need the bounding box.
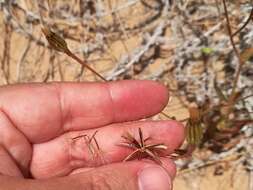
[120,128,167,165]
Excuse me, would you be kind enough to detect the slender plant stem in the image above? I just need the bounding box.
[222,0,244,99]
[232,1,253,37]
[65,50,107,82]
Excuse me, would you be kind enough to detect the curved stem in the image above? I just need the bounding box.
[222,0,244,99]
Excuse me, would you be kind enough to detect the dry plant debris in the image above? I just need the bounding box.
[120,128,167,164]
[72,131,103,162]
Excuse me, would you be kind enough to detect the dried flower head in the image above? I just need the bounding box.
[41,26,69,53]
[120,128,167,164]
[41,26,107,81]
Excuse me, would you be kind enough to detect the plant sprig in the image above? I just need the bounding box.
[42,26,107,81]
[72,131,104,162]
[120,128,167,165]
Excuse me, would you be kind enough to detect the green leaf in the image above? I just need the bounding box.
[201,47,214,55]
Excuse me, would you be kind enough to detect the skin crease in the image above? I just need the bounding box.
[0,80,185,190]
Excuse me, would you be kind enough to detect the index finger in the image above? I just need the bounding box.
[0,80,169,143]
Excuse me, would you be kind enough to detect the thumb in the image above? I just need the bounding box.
[68,161,174,190]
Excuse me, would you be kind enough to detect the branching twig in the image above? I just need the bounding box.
[222,0,244,98]
[107,20,167,80]
[232,2,253,37]
[16,39,31,81]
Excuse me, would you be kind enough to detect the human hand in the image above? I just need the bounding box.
[0,80,185,190]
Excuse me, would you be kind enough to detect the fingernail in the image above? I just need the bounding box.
[138,166,172,190]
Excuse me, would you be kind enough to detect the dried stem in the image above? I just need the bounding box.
[72,131,101,161]
[2,22,12,83]
[232,2,253,37]
[16,39,31,82]
[65,50,107,82]
[222,0,244,99]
